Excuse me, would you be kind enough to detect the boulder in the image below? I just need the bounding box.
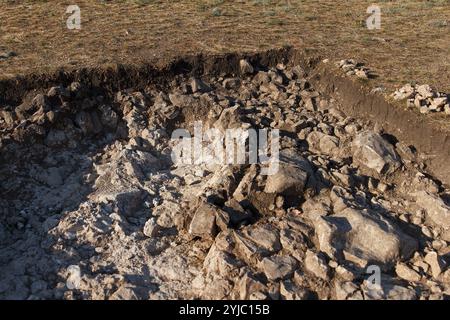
[352,131,401,174]
[243,225,281,253]
[416,84,434,98]
[233,226,281,262]
[395,263,421,282]
[109,285,147,300]
[16,94,49,120]
[260,255,297,281]
[361,274,417,300]
[213,105,242,132]
[203,244,242,278]
[424,251,446,279]
[0,110,17,126]
[310,207,417,268]
[304,250,329,280]
[188,203,218,239]
[334,280,362,300]
[253,71,270,85]
[263,149,312,204]
[318,134,340,155]
[222,199,249,227]
[114,189,145,217]
[66,265,81,290]
[168,92,195,107]
[264,162,308,196]
[414,191,450,230]
[237,272,267,299]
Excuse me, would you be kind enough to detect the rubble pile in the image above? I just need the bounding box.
[0,59,449,300]
[336,59,373,80]
[392,83,450,114]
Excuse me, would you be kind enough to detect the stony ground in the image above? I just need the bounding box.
[0,61,449,300]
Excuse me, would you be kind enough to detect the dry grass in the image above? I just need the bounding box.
[0,0,449,93]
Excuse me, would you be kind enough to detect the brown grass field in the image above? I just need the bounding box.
[0,0,449,95]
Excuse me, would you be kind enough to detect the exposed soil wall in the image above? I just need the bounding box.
[308,65,450,187]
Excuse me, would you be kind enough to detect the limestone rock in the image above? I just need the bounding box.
[239,59,254,75]
[203,244,242,277]
[260,255,297,281]
[143,218,161,238]
[66,265,81,290]
[352,131,401,175]
[395,263,421,282]
[189,203,218,239]
[362,274,417,300]
[237,272,267,299]
[114,189,145,217]
[334,280,362,300]
[243,225,281,253]
[213,105,242,132]
[424,251,446,279]
[0,110,17,126]
[310,207,417,268]
[304,250,329,280]
[264,162,308,196]
[280,280,309,300]
[414,191,450,230]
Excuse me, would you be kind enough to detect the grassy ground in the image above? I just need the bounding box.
[0,0,449,94]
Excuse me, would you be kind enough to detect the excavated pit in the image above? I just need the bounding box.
[0,49,449,300]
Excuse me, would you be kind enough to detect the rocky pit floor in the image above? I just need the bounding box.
[0,61,449,300]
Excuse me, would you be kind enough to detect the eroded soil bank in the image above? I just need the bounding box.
[0,49,449,300]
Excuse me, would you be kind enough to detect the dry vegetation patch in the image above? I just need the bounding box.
[0,0,449,93]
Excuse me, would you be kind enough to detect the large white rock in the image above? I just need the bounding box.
[304,250,329,280]
[239,59,254,75]
[311,207,417,268]
[260,255,297,281]
[264,148,312,197]
[352,131,401,174]
[414,191,450,230]
[264,162,308,196]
